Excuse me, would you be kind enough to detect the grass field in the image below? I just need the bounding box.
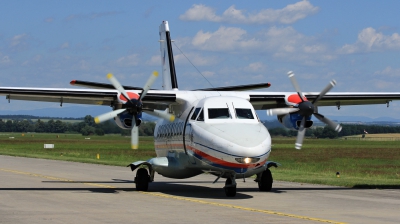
[0,133,399,188]
[343,133,400,141]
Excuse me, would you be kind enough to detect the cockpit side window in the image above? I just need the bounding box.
[235,108,254,119]
[191,107,201,120]
[197,109,204,121]
[208,108,231,119]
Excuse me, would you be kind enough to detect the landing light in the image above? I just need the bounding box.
[235,157,260,164]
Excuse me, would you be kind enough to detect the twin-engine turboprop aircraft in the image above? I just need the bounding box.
[1,21,400,197]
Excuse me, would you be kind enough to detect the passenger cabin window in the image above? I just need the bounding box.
[235,108,254,119]
[191,107,201,120]
[208,108,231,119]
[197,109,204,121]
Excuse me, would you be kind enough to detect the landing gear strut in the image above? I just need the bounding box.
[135,168,150,191]
[224,175,237,197]
[258,169,273,191]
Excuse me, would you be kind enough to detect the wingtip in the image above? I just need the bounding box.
[70,80,76,85]
[107,73,113,79]
[131,145,138,150]
[94,117,100,124]
[169,115,175,122]
[153,71,159,77]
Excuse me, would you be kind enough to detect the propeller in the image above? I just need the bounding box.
[94,71,175,149]
[267,71,342,150]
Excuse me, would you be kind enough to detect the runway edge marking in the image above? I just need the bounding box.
[0,168,347,224]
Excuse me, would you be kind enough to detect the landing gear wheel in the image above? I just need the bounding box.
[258,169,273,191]
[135,168,149,191]
[224,178,236,197]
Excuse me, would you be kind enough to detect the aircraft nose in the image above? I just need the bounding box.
[206,123,271,157]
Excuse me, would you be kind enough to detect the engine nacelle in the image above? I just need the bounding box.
[277,113,313,130]
[113,110,142,129]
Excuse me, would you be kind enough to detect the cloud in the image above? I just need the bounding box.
[0,53,11,66]
[338,27,400,54]
[174,53,219,66]
[22,55,42,66]
[146,55,160,66]
[374,66,400,77]
[244,62,267,72]
[113,54,140,67]
[185,26,334,65]
[60,42,69,49]
[7,34,30,52]
[180,1,319,24]
[191,26,260,51]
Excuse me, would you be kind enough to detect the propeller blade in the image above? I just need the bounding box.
[131,123,139,149]
[314,113,342,132]
[266,108,300,116]
[94,109,126,124]
[295,117,306,150]
[288,71,305,102]
[140,71,159,101]
[312,80,336,105]
[107,73,133,103]
[145,109,175,122]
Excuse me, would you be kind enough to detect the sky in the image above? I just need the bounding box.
[0,0,400,119]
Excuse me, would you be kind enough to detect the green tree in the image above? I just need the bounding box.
[5,120,13,132]
[54,120,67,133]
[81,125,95,136]
[84,115,95,127]
[95,128,105,136]
[35,119,47,132]
[0,120,5,132]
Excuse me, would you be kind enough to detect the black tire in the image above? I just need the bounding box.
[135,168,149,191]
[258,169,273,191]
[224,178,236,197]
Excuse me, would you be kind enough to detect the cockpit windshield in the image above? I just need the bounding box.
[191,107,201,120]
[208,108,231,119]
[235,108,254,119]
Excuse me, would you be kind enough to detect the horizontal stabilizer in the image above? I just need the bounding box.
[195,83,271,91]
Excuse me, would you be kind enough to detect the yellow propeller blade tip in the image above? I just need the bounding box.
[94,117,100,124]
[131,145,138,150]
[169,115,175,122]
[153,71,159,77]
[107,73,113,79]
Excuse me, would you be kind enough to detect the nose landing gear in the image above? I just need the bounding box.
[224,174,237,197]
[257,169,273,191]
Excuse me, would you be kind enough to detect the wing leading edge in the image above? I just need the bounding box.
[249,92,400,110]
[0,87,176,110]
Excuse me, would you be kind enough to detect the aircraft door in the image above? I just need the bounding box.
[184,107,199,165]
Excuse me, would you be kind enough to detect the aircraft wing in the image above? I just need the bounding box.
[0,87,177,110]
[248,92,400,110]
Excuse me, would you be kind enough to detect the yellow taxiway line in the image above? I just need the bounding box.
[1,168,347,224]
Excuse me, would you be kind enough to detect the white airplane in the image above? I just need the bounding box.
[1,21,400,197]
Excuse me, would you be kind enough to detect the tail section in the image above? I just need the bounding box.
[159,21,178,90]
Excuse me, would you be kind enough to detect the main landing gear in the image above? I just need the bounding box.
[224,175,237,197]
[135,168,150,191]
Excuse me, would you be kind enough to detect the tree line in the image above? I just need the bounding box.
[1,115,399,138]
[0,115,156,136]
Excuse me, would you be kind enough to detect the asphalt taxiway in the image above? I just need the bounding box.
[1,155,399,223]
